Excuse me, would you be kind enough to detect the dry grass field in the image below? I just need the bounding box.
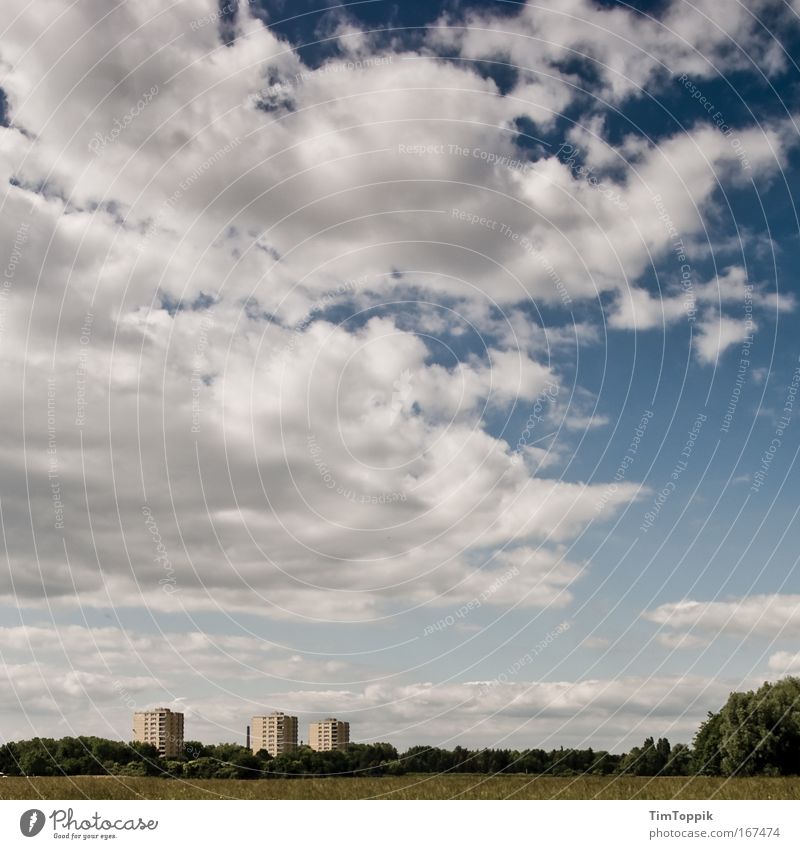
[0,775,798,800]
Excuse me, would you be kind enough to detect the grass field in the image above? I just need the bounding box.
[0,775,798,800]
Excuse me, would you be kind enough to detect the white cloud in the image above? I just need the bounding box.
[655,632,708,650]
[0,0,786,619]
[694,312,756,365]
[134,673,746,751]
[0,1,788,627]
[431,0,790,105]
[694,266,795,313]
[0,283,641,620]
[644,594,800,639]
[581,636,611,650]
[768,651,800,674]
[0,661,156,724]
[610,264,790,360]
[609,286,689,331]
[0,625,357,687]
[0,618,741,749]
[0,0,796,745]
[439,545,583,609]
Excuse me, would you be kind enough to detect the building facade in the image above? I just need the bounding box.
[132,708,184,757]
[308,718,350,751]
[250,711,298,756]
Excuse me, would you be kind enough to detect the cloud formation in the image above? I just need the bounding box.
[0,0,797,748]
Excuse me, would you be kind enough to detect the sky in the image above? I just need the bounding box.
[0,0,800,753]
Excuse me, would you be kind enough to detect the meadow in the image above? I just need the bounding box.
[1,775,798,800]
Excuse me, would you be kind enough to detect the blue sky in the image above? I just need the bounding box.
[0,0,799,752]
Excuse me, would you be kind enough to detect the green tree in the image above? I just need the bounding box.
[663,743,692,776]
[715,678,800,776]
[55,737,90,774]
[693,710,723,775]
[182,757,219,779]
[18,739,57,776]
[113,761,148,777]
[128,741,162,775]
[0,742,22,775]
[183,740,209,760]
[618,737,672,776]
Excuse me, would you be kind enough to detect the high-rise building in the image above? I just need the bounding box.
[309,717,350,751]
[250,711,298,756]
[132,708,184,757]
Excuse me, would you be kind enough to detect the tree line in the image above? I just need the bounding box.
[1,677,798,779]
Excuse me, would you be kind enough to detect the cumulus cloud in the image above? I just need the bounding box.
[768,651,800,674]
[0,272,640,621]
[433,545,583,609]
[0,3,789,612]
[694,312,756,365]
[0,618,741,749]
[0,0,796,745]
[609,263,788,364]
[430,0,790,104]
[0,625,357,687]
[609,286,689,331]
[655,632,709,650]
[643,594,800,639]
[145,673,745,751]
